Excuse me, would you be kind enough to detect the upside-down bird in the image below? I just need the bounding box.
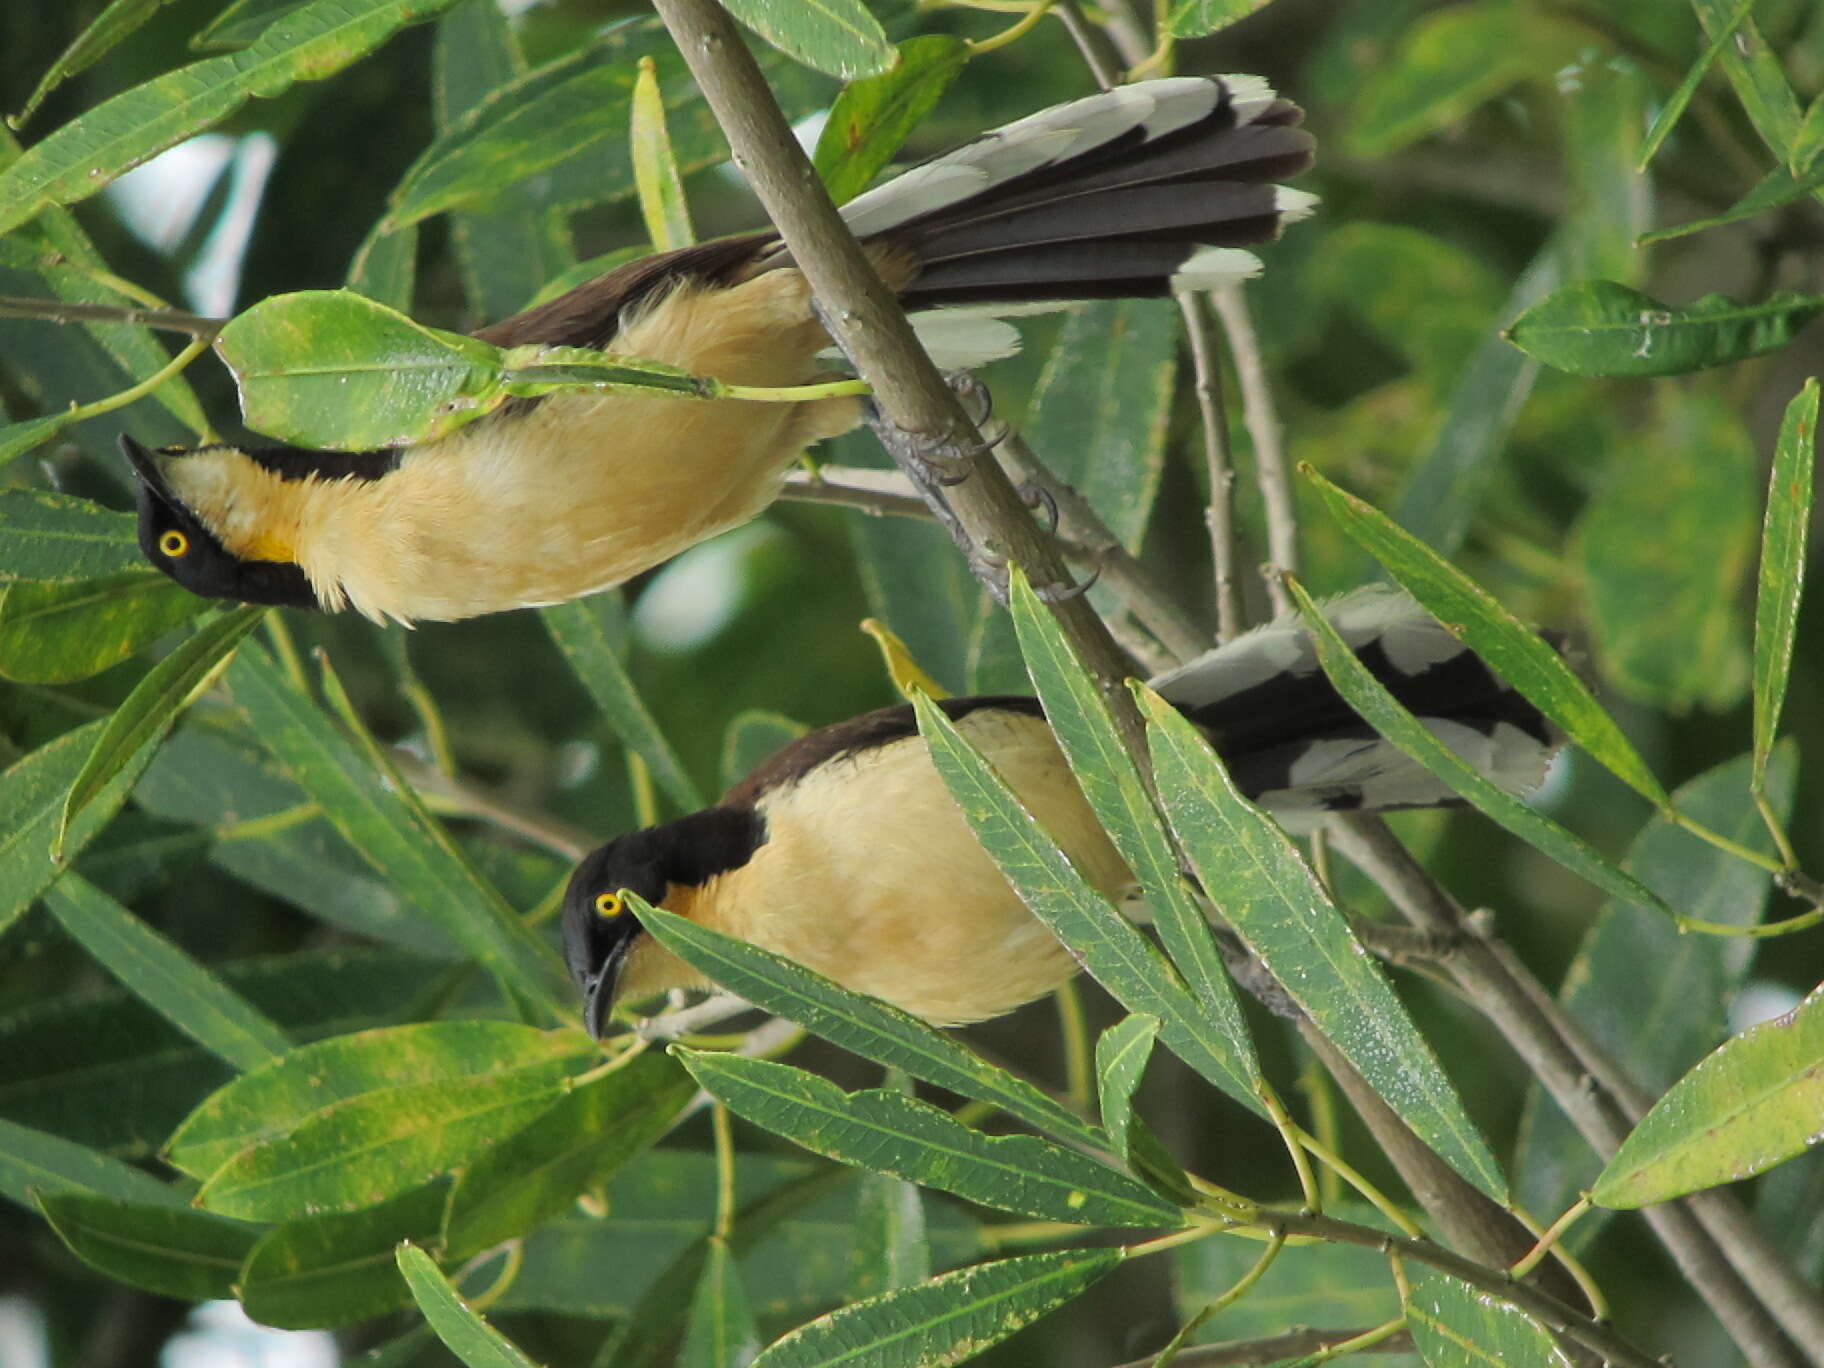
[123,75,1314,624]
[563,590,1562,1031]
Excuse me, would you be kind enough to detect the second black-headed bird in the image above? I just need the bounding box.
[562,589,1562,1032]
[124,75,1314,623]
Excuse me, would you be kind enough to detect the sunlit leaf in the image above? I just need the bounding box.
[398,1242,541,1368]
[0,570,204,684]
[814,36,969,204]
[721,0,893,79]
[1506,283,1824,377]
[631,57,694,250]
[1753,380,1817,787]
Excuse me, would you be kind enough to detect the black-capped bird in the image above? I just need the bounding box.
[123,75,1314,624]
[563,590,1562,1032]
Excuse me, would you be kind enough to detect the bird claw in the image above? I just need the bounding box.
[1016,480,1061,537]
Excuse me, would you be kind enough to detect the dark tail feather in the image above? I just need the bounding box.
[837,76,1315,311]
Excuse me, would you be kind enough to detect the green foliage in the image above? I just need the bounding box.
[4,1,1824,1365]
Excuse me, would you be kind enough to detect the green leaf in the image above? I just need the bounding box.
[1505,283,1824,377]
[1692,0,1806,163]
[1793,93,1824,179]
[0,570,204,683]
[1638,0,1754,170]
[347,220,418,311]
[1142,685,1508,1203]
[721,710,807,791]
[913,691,1274,1122]
[1024,300,1178,551]
[398,1241,541,1368]
[1515,749,1794,1241]
[1349,2,1574,158]
[42,872,289,1072]
[11,0,185,126]
[1307,467,1668,806]
[1576,389,1757,710]
[0,1116,184,1210]
[1096,1014,1157,1158]
[0,0,465,237]
[58,605,266,850]
[0,490,141,580]
[752,1248,1123,1368]
[680,1049,1179,1228]
[1175,1215,1397,1341]
[441,1052,695,1259]
[814,36,969,204]
[0,719,164,938]
[1284,578,1679,916]
[1753,380,1817,787]
[225,643,570,1020]
[240,1182,449,1330]
[193,0,312,49]
[631,903,1104,1150]
[195,1057,578,1221]
[1638,159,1824,247]
[0,412,78,470]
[631,56,694,250]
[681,1238,761,1368]
[1169,0,1277,38]
[1560,54,1650,284]
[1595,982,1824,1208]
[166,1020,588,1181]
[1007,571,1258,1110]
[37,1192,254,1302]
[852,1159,930,1298]
[216,289,505,448]
[542,598,705,812]
[721,0,893,79]
[1407,1273,1570,1367]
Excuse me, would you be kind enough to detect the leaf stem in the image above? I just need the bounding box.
[1258,1082,1321,1214]
[966,0,1057,56]
[712,1100,737,1242]
[1280,1314,1407,1368]
[1152,1231,1288,1367]
[1055,979,1094,1113]
[54,332,214,427]
[1288,1123,1421,1239]
[1510,1195,1592,1281]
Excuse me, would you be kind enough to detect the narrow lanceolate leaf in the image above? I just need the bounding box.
[442,1052,695,1259]
[721,0,893,79]
[36,1192,254,1303]
[542,598,705,812]
[680,1239,761,1368]
[398,1242,542,1368]
[0,720,163,938]
[814,36,969,203]
[1639,160,1824,248]
[195,1057,577,1220]
[753,1248,1124,1368]
[0,490,140,580]
[58,604,265,850]
[0,0,465,237]
[1793,93,1824,179]
[1693,0,1806,161]
[1142,687,1507,1203]
[1096,1015,1157,1158]
[0,570,204,683]
[1407,1274,1571,1368]
[1637,0,1754,171]
[1008,571,1258,1110]
[632,902,1104,1151]
[226,643,570,1021]
[1283,577,1675,917]
[0,1116,184,1210]
[166,1020,589,1181]
[239,1182,448,1330]
[631,57,693,250]
[12,0,186,126]
[680,1050,1180,1229]
[1594,983,1824,1209]
[0,414,79,470]
[1168,0,1276,38]
[913,692,1270,1121]
[1753,380,1818,787]
[43,873,289,1072]
[1505,283,1824,377]
[1305,468,1667,807]
[853,1162,930,1298]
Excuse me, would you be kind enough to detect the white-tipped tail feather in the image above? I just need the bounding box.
[1151,587,1561,826]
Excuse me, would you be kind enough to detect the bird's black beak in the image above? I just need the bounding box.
[581,944,630,1040]
[119,433,178,504]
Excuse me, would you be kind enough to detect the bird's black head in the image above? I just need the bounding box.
[561,808,768,1037]
[562,834,670,1039]
[122,434,319,610]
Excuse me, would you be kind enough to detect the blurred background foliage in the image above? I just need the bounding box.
[2,0,1823,1364]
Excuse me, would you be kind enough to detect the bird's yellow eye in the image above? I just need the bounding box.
[594,891,624,919]
[158,529,190,559]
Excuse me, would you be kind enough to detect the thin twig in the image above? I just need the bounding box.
[0,294,225,336]
[1115,1326,1413,1368]
[1329,814,1817,1368]
[779,465,936,520]
[1054,0,1121,88]
[393,751,596,860]
[1208,283,1296,613]
[1178,290,1243,642]
[651,0,1147,760]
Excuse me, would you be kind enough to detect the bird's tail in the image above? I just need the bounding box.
[1149,588,1562,826]
[839,75,1316,311]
